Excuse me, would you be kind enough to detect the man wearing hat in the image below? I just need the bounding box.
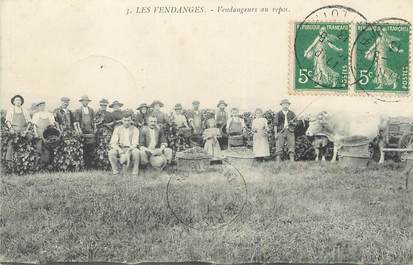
[274,99,297,162]
[5,95,31,134]
[139,116,174,169]
[150,100,169,128]
[109,100,124,127]
[171,104,189,129]
[186,100,204,145]
[215,100,228,149]
[74,95,96,169]
[96,98,114,126]
[54,97,74,131]
[5,95,32,162]
[134,103,149,128]
[32,101,57,139]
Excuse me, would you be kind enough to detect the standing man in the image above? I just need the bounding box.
[186,100,204,145]
[215,100,228,149]
[96,98,114,126]
[135,103,149,128]
[274,99,297,162]
[54,97,74,131]
[150,100,169,128]
[108,113,141,175]
[74,95,96,169]
[139,116,173,169]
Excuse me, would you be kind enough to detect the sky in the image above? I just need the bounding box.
[1,0,412,120]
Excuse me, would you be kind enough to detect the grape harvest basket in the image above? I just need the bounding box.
[223,147,255,168]
[175,147,212,171]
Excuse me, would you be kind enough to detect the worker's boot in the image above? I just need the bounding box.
[289,153,295,162]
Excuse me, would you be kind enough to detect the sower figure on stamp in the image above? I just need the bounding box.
[74,95,96,169]
[54,97,75,132]
[108,113,141,176]
[139,116,173,169]
[274,99,297,162]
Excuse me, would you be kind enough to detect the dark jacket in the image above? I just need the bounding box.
[139,126,167,148]
[54,107,74,130]
[274,110,297,132]
[74,107,95,132]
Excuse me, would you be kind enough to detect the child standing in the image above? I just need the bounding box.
[203,118,222,160]
[252,108,270,161]
[227,107,245,148]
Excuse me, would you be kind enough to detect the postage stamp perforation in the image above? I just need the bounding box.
[351,19,411,99]
[289,19,353,96]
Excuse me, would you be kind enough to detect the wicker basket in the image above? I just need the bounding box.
[175,156,211,172]
[42,127,61,148]
[223,148,255,168]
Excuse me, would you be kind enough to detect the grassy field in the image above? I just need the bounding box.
[1,161,412,264]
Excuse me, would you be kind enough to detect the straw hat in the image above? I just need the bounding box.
[174,103,183,110]
[60,97,70,103]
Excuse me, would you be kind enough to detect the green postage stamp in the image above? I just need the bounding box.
[354,23,410,93]
[293,22,350,92]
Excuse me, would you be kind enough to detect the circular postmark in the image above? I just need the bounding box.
[350,17,411,102]
[166,160,247,230]
[294,5,368,90]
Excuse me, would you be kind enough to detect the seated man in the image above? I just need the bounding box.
[139,116,173,169]
[108,114,140,175]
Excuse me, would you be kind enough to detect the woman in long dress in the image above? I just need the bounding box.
[365,27,404,89]
[304,27,343,87]
[203,118,222,160]
[252,108,270,161]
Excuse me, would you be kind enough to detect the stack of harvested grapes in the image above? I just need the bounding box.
[52,130,84,172]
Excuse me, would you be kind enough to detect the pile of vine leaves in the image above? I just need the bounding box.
[1,118,85,175]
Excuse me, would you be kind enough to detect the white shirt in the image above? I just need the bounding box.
[32,111,56,125]
[282,110,289,128]
[82,106,89,114]
[5,106,31,123]
[110,125,140,148]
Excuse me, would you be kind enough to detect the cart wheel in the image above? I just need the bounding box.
[398,133,413,161]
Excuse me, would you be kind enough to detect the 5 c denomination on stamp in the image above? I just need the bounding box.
[294,22,350,91]
[354,22,410,94]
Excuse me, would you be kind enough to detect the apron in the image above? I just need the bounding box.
[6,111,28,161]
[35,116,51,138]
[192,112,203,135]
[228,118,243,136]
[252,118,270,157]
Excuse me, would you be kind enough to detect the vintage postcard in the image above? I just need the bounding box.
[0,0,412,264]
